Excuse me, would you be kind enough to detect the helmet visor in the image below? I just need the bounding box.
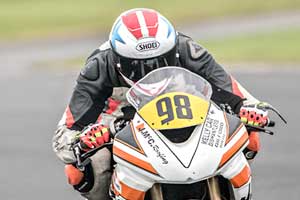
[117,47,177,82]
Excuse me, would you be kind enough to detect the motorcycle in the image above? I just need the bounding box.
[73,67,286,200]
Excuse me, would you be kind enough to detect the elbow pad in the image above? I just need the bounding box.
[52,125,80,164]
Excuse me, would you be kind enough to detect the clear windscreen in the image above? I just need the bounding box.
[126,67,212,110]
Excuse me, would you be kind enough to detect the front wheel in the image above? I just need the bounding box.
[145,176,234,200]
[212,176,235,200]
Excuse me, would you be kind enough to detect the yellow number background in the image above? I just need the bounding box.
[138,92,209,130]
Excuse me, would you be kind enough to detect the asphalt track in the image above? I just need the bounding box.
[0,66,299,200]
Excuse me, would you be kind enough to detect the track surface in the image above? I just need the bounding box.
[1,10,300,200]
[0,67,299,200]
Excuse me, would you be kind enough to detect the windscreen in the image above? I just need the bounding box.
[126,67,212,110]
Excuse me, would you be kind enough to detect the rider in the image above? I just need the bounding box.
[52,8,268,200]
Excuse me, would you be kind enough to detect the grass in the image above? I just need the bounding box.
[47,27,300,69]
[1,0,300,40]
[40,27,300,71]
[200,27,300,64]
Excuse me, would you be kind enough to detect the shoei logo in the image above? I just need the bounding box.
[136,41,160,52]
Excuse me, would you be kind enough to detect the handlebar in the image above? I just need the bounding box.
[245,124,274,135]
[73,102,287,170]
[244,119,276,135]
[267,120,275,127]
[73,141,113,171]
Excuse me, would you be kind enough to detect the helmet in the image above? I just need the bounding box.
[109,8,177,84]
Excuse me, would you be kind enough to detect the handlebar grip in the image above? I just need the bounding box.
[267,120,275,127]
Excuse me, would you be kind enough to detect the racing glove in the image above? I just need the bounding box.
[239,102,269,127]
[79,124,110,152]
[239,102,269,159]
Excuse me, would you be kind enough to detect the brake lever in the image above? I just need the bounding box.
[72,141,113,171]
[81,141,114,159]
[73,144,91,171]
[245,124,274,135]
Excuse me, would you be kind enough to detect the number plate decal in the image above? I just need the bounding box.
[138,92,209,130]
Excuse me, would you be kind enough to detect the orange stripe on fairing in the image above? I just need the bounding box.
[225,124,244,144]
[230,76,244,98]
[230,165,251,188]
[111,173,146,200]
[219,131,248,168]
[114,137,145,155]
[113,146,158,175]
[65,106,75,128]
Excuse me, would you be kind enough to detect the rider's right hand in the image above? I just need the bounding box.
[79,124,110,152]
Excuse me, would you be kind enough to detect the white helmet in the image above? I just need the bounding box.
[109,8,178,84]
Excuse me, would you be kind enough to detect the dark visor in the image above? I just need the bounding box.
[117,47,177,82]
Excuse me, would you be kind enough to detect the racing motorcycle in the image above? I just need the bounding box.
[73,67,286,200]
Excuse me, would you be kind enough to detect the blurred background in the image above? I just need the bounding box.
[0,0,299,199]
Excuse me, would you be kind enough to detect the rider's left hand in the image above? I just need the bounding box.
[239,102,269,127]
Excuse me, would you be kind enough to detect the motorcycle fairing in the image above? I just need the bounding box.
[113,102,248,184]
[218,129,248,169]
[112,67,252,199]
[218,111,248,169]
[115,123,145,155]
[224,112,244,144]
[113,123,160,176]
[219,152,252,200]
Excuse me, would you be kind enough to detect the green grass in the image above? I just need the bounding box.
[200,27,300,64]
[42,27,300,70]
[1,0,300,40]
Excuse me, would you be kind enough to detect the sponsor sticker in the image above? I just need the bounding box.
[136,41,160,52]
[136,123,168,164]
[201,117,225,148]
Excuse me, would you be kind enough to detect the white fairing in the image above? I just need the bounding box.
[112,67,251,199]
[115,103,232,183]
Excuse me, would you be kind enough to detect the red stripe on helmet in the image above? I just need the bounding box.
[122,12,143,40]
[142,10,159,37]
